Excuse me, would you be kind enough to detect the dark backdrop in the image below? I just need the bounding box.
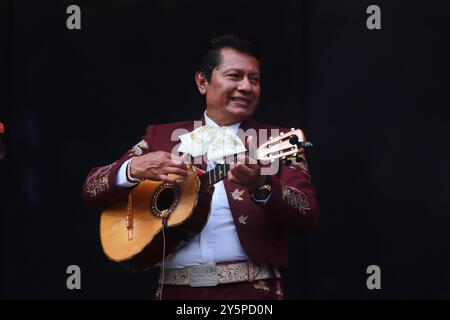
[1,0,450,299]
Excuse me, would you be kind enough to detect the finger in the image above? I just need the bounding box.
[236,153,246,164]
[246,135,253,150]
[141,171,169,182]
[228,169,252,187]
[167,158,188,170]
[167,152,184,164]
[245,135,258,151]
[228,164,239,179]
[227,170,240,184]
[169,152,187,163]
[236,154,257,167]
[232,161,256,177]
[245,135,259,161]
[164,167,188,177]
[230,166,250,181]
[228,176,240,185]
[159,174,178,184]
[242,155,259,167]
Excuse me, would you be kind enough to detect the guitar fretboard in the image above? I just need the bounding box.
[199,163,230,187]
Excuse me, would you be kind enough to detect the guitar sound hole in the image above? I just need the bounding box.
[150,183,181,219]
[156,187,175,212]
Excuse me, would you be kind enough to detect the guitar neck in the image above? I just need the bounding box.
[197,129,310,187]
[199,163,230,187]
[198,150,255,187]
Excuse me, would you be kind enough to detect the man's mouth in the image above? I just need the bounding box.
[229,97,252,106]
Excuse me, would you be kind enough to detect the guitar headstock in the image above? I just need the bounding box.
[257,128,313,163]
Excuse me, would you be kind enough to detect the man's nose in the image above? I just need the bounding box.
[237,77,252,92]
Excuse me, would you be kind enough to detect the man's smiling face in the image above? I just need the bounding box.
[201,47,261,126]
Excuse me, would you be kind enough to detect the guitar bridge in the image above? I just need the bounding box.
[126,215,133,241]
[126,193,134,240]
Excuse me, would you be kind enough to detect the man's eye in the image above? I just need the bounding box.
[228,74,240,79]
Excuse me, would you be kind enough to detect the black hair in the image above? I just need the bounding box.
[197,34,260,82]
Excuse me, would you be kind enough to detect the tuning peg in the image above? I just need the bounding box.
[291,128,295,131]
[269,136,273,140]
[289,134,299,145]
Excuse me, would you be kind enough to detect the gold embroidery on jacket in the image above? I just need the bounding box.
[86,162,115,198]
[285,153,309,175]
[231,188,245,201]
[281,182,311,214]
[238,215,248,225]
[253,280,270,292]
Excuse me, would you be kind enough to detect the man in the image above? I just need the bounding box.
[83,35,319,299]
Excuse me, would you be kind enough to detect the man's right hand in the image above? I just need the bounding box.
[130,151,188,184]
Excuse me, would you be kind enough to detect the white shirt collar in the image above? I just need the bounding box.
[204,111,241,133]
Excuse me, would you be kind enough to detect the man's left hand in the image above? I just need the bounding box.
[227,136,266,192]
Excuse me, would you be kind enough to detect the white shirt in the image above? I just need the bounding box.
[116,112,249,268]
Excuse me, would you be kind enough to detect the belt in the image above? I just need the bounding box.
[159,261,281,287]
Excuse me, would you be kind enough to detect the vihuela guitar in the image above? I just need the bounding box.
[100,129,311,271]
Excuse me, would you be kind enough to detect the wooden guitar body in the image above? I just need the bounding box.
[100,166,211,271]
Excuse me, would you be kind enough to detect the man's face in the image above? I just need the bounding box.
[201,48,261,125]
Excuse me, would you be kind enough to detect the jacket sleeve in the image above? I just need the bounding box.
[82,125,155,209]
[264,152,320,232]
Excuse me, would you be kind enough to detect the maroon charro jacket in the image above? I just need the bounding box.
[82,115,319,268]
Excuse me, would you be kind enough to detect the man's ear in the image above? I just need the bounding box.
[195,71,208,95]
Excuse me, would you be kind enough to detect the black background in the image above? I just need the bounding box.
[1,0,450,299]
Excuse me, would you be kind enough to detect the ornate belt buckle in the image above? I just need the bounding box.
[188,264,218,287]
